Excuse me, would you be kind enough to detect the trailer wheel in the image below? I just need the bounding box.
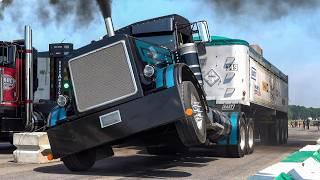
[269,119,281,145]
[62,148,96,172]
[228,116,246,158]
[283,119,288,144]
[175,81,207,147]
[245,119,254,154]
[280,118,288,144]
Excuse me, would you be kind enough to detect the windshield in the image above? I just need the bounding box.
[0,44,16,68]
[137,34,176,50]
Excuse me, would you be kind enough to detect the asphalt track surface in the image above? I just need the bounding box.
[0,127,319,180]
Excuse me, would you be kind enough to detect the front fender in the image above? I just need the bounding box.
[174,63,208,110]
[155,63,208,110]
[47,106,67,127]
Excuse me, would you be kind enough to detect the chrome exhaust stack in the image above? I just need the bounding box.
[24,25,33,129]
[104,17,115,37]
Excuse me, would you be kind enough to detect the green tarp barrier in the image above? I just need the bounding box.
[275,172,293,180]
[312,151,320,162]
[281,151,315,163]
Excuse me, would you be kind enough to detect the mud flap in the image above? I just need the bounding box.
[218,112,239,145]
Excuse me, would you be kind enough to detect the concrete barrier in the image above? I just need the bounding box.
[299,145,320,152]
[251,141,320,180]
[250,162,300,180]
[13,132,57,164]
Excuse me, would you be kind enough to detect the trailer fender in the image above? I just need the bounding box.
[47,106,67,127]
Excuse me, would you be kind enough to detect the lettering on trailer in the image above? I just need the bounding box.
[251,67,257,81]
[57,60,62,96]
[222,104,235,111]
[225,64,238,71]
[3,74,16,90]
[254,84,261,96]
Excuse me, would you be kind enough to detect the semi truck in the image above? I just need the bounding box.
[0,26,74,143]
[46,14,288,171]
[0,26,47,142]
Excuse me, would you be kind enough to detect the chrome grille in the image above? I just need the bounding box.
[69,41,138,112]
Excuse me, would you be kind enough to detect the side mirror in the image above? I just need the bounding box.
[193,21,211,43]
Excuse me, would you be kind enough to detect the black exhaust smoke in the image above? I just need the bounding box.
[0,0,13,20]
[203,0,320,20]
[96,0,112,18]
[0,0,112,29]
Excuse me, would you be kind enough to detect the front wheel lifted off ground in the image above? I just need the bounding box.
[175,81,207,147]
[62,148,96,172]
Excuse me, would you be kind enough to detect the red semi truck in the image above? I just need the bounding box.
[0,26,47,142]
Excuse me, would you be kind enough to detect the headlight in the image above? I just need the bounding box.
[57,95,68,107]
[143,65,155,78]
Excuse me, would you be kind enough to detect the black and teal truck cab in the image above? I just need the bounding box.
[47,14,249,172]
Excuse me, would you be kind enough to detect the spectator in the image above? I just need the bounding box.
[303,120,305,129]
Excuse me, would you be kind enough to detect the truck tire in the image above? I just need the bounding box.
[62,148,96,172]
[245,118,254,154]
[9,138,13,145]
[227,116,246,158]
[175,81,207,147]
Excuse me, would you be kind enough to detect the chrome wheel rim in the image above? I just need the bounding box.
[248,125,254,148]
[240,125,246,150]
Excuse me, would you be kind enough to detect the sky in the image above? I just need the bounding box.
[0,0,319,107]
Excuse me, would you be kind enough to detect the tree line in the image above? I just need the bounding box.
[288,105,320,120]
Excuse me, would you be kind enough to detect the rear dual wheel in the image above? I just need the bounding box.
[245,119,254,154]
[228,116,255,157]
[259,116,287,145]
[269,117,288,145]
[279,118,288,144]
[227,116,246,158]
